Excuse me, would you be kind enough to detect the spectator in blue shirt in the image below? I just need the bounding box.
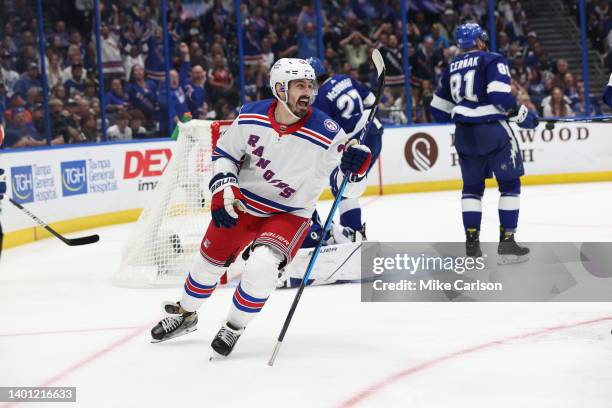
[126,64,158,127]
[431,24,449,51]
[297,22,318,59]
[0,81,6,122]
[104,78,129,113]
[13,62,41,97]
[157,69,189,136]
[178,43,208,119]
[3,107,45,148]
[63,63,86,96]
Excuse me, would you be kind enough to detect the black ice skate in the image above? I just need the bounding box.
[337,223,367,243]
[151,302,198,343]
[210,322,244,359]
[497,227,530,265]
[465,228,482,257]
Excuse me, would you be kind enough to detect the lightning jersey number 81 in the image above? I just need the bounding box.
[449,63,510,104]
[450,70,477,103]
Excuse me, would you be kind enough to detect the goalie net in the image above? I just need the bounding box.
[114,119,232,287]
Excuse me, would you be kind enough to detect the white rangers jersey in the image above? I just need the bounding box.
[212,99,348,219]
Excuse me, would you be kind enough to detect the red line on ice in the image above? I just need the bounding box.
[40,323,152,387]
[338,315,612,408]
[0,323,154,408]
[0,326,143,338]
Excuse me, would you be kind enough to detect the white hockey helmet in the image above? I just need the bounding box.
[269,58,318,117]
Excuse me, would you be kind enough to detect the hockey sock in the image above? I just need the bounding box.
[461,182,485,232]
[339,197,362,231]
[227,246,282,328]
[498,179,521,233]
[180,255,225,312]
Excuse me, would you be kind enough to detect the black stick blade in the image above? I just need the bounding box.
[65,234,100,246]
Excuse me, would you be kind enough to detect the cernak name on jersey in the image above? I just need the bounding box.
[449,56,480,73]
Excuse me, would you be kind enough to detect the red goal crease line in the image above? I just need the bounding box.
[338,315,612,408]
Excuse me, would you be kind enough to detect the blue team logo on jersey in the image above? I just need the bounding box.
[11,165,34,204]
[61,160,88,196]
[324,119,339,133]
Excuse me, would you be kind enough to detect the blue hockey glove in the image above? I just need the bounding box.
[509,105,539,129]
[209,172,246,228]
[340,140,372,176]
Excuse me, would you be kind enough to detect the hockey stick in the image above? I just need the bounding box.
[543,115,612,130]
[8,197,100,246]
[268,49,386,366]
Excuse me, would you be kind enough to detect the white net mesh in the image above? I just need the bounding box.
[114,120,229,287]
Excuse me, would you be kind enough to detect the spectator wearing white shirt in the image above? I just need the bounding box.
[1,51,19,97]
[107,111,132,141]
[123,44,145,82]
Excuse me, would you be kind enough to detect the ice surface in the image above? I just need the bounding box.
[1,183,611,407]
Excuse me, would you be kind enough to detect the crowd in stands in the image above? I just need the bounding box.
[580,0,612,71]
[0,0,608,149]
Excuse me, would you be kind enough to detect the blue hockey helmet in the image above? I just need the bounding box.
[455,23,489,49]
[306,57,327,78]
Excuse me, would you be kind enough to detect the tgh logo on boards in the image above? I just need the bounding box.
[404,133,438,171]
[61,160,88,196]
[10,165,34,204]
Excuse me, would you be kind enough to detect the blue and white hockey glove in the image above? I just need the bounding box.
[340,140,372,177]
[0,168,6,200]
[509,105,539,129]
[209,172,246,228]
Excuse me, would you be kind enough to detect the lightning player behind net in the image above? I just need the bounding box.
[150,58,372,357]
[430,23,538,263]
[305,57,383,242]
[604,72,612,107]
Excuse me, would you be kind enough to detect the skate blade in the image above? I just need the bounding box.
[497,254,529,265]
[150,326,198,343]
[209,350,228,361]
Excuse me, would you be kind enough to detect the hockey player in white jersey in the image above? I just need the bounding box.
[150,58,372,357]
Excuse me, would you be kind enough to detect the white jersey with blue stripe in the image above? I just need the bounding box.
[212,99,347,218]
[431,50,518,124]
[313,74,376,137]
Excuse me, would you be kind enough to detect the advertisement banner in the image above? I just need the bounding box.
[1,140,174,233]
[379,122,612,186]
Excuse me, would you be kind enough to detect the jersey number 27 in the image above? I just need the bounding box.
[336,89,363,119]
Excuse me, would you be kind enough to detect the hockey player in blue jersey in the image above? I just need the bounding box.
[603,73,612,107]
[431,23,538,263]
[306,57,383,243]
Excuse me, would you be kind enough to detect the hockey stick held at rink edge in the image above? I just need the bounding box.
[8,197,100,246]
[268,49,386,367]
[543,115,612,130]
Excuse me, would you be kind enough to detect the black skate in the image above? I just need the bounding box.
[335,223,367,243]
[151,302,198,343]
[497,228,530,265]
[210,322,244,359]
[465,229,482,257]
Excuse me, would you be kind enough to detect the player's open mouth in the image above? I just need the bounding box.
[297,99,309,108]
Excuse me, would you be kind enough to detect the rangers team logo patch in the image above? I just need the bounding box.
[324,119,339,132]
